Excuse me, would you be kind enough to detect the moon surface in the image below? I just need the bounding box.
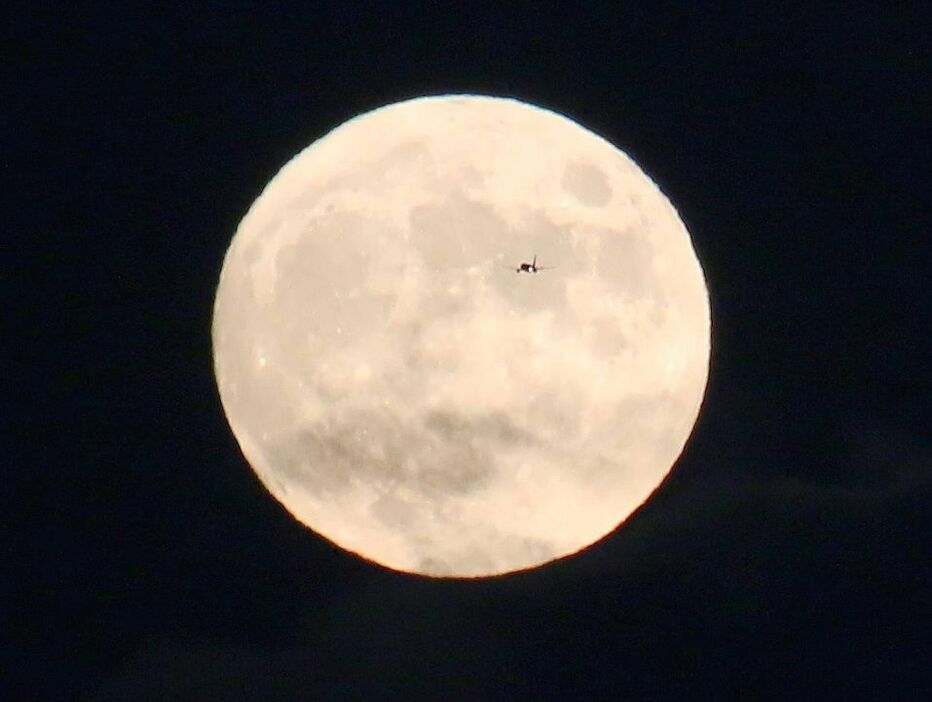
[212,95,710,577]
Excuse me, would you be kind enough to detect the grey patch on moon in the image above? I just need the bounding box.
[585,314,632,356]
[369,492,419,530]
[594,225,658,301]
[526,391,583,439]
[423,410,537,447]
[561,161,612,207]
[516,212,577,270]
[270,210,398,343]
[409,194,507,270]
[491,214,576,313]
[265,408,534,505]
[376,139,432,176]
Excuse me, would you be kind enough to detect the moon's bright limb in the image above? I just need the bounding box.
[212,95,710,577]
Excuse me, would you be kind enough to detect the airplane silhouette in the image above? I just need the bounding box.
[508,255,556,274]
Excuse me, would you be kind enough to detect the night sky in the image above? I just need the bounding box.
[9,4,930,700]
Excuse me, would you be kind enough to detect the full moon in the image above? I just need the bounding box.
[212,95,710,577]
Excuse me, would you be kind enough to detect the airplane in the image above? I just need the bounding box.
[509,255,556,274]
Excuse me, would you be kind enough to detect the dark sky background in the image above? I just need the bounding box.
[8,4,930,700]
